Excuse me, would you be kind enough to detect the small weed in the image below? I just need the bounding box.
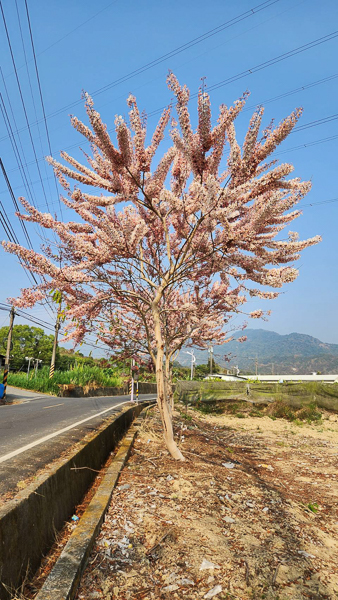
[249,409,263,417]
[307,502,319,513]
[236,412,246,418]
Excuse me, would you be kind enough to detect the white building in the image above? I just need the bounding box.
[204,373,338,383]
[242,374,338,383]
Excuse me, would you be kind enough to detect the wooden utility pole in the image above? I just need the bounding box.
[49,301,61,379]
[3,307,15,398]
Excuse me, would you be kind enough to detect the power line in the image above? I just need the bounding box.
[0,26,337,180]
[0,175,54,197]
[88,0,281,99]
[0,157,33,250]
[14,0,54,211]
[0,0,281,141]
[301,195,338,209]
[242,73,338,114]
[147,30,338,118]
[0,156,58,324]
[274,133,338,155]
[0,302,110,350]
[0,302,110,352]
[0,0,51,212]
[0,160,38,288]
[5,101,338,181]
[32,0,120,60]
[2,130,338,218]
[0,92,61,319]
[0,306,109,355]
[0,72,40,208]
[24,0,63,218]
[293,113,338,133]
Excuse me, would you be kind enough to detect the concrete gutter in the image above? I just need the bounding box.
[35,414,145,600]
[0,402,153,600]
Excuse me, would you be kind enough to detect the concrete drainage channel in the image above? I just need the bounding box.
[0,401,156,600]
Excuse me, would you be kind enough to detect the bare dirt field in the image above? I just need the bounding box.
[75,404,338,600]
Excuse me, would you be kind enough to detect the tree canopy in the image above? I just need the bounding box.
[0,325,55,370]
[2,74,320,458]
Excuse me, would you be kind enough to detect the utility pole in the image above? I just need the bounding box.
[34,358,42,378]
[208,346,213,376]
[25,356,34,378]
[255,354,258,377]
[49,299,61,379]
[186,350,196,380]
[130,357,135,402]
[2,307,15,399]
[134,362,139,402]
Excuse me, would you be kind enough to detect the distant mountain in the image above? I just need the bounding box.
[178,329,338,375]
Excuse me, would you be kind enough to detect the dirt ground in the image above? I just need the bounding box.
[75,405,338,600]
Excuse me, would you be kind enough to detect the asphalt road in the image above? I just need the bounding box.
[0,387,156,497]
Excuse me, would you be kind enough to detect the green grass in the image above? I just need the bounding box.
[193,401,224,415]
[266,400,322,423]
[8,365,123,395]
[307,501,319,513]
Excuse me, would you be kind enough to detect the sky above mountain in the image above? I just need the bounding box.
[0,0,337,357]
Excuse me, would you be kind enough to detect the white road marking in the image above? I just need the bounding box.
[43,403,64,409]
[0,400,130,465]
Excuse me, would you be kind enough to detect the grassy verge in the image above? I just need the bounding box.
[187,398,323,424]
[8,365,123,395]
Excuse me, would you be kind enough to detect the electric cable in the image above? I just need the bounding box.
[14,0,54,208]
[274,133,338,155]
[0,0,51,211]
[147,30,338,118]
[5,101,338,180]
[0,0,281,140]
[0,157,33,249]
[24,0,64,218]
[0,70,39,208]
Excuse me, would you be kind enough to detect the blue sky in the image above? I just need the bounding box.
[0,0,337,356]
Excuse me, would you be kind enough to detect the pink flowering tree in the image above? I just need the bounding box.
[93,285,241,409]
[2,74,320,460]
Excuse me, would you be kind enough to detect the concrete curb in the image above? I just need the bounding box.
[0,402,153,600]
[34,412,149,600]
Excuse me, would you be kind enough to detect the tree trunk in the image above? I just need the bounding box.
[152,307,184,461]
[165,357,174,413]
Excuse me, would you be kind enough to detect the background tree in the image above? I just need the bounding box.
[2,74,320,459]
[0,325,55,371]
[195,360,221,379]
[57,347,96,371]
